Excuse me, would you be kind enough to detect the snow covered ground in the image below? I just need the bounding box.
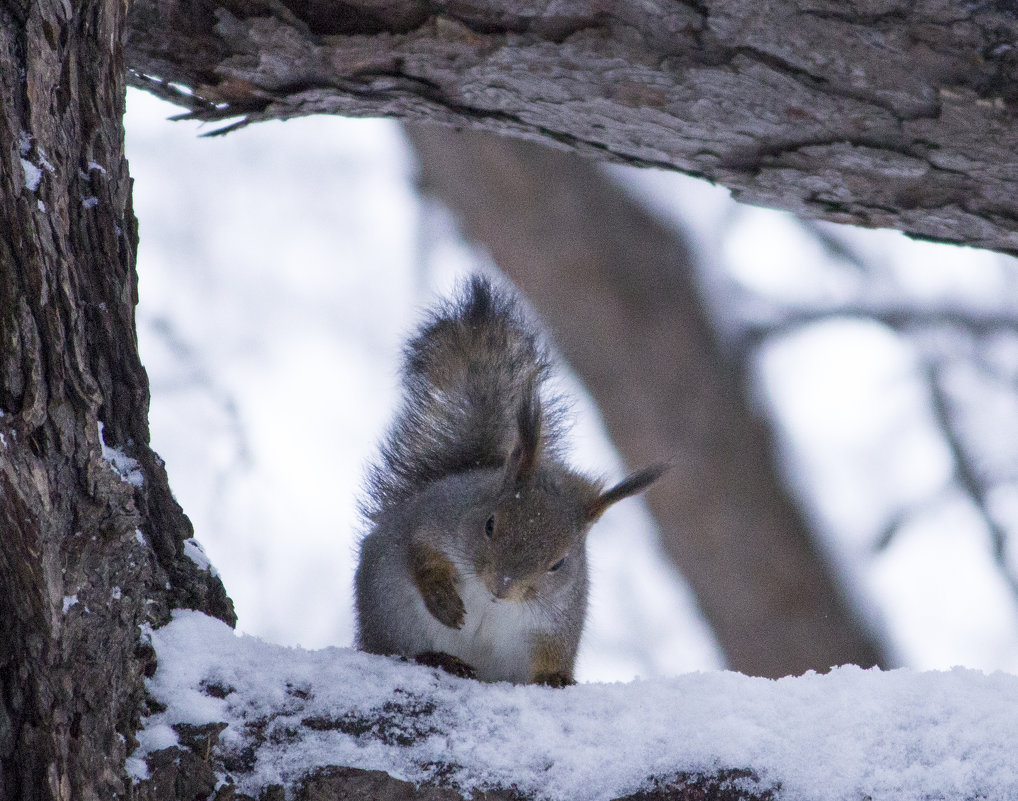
[134,610,1018,801]
[125,87,1018,679]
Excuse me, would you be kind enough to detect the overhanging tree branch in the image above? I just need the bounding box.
[125,0,1018,255]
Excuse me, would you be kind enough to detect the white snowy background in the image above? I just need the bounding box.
[125,88,1018,682]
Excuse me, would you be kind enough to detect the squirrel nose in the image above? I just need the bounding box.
[493,575,513,600]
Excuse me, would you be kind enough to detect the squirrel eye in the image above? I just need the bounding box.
[484,515,495,537]
[549,557,566,573]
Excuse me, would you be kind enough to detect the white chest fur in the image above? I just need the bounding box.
[414,574,546,684]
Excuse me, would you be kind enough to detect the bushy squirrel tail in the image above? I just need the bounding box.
[363,275,562,517]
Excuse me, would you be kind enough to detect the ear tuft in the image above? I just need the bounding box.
[586,462,669,522]
[504,381,542,486]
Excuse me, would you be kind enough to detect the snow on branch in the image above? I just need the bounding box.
[132,611,1018,801]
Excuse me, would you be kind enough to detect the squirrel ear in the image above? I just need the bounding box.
[585,463,669,523]
[504,384,542,486]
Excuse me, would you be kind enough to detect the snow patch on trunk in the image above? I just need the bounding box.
[98,421,144,487]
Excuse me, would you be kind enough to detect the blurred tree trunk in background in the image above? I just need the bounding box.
[406,127,887,678]
[0,3,233,799]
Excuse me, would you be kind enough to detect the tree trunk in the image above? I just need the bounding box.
[406,127,885,678]
[0,2,233,799]
[125,0,1018,256]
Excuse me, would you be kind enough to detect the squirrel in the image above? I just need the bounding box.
[354,275,665,686]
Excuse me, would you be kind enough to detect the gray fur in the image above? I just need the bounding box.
[361,275,563,519]
[354,276,663,684]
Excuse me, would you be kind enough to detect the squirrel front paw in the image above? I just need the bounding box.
[410,543,466,629]
[533,671,575,688]
[415,651,477,679]
[530,634,575,688]
[421,577,466,629]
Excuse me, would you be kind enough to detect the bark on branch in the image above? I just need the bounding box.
[125,0,1018,256]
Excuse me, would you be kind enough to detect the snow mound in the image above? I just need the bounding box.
[137,610,1018,800]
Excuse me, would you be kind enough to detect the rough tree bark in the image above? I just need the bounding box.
[406,127,885,678]
[0,2,233,800]
[124,0,1018,255]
